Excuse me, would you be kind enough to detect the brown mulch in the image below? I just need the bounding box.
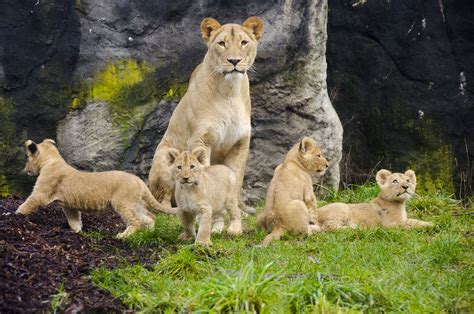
[0,196,164,313]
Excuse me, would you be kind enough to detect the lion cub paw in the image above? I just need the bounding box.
[15,205,34,215]
[195,239,213,247]
[227,223,243,236]
[178,232,195,241]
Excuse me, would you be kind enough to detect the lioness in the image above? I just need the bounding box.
[167,147,242,246]
[16,139,176,238]
[257,137,329,246]
[315,169,434,230]
[148,16,264,214]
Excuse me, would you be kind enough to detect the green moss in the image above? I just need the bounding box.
[405,118,455,194]
[0,176,10,197]
[163,81,188,101]
[0,97,17,197]
[70,59,189,149]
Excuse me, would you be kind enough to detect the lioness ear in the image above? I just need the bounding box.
[25,140,38,155]
[192,146,207,165]
[405,170,416,184]
[299,137,315,154]
[200,18,221,43]
[242,16,264,41]
[376,169,392,186]
[166,148,180,165]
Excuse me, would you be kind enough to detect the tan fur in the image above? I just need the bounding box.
[167,147,242,246]
[16,139,176,238]
[316,169,434,230]
[256,137,329,246]
[148,17,264,214]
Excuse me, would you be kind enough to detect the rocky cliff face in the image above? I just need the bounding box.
[327,0,473,198]
[0,0,343,201]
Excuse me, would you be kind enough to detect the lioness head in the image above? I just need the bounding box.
[167,147,207,186]
[23,139,60,176]
[294,137,329,175]
[200,16,264,78]
[376,169,417,202]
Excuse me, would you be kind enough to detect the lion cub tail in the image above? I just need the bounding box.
[142,185,178,215]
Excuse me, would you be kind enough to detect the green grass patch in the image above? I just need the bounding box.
[91,185,474,312]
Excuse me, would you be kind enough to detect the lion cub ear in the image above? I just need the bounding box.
[376,169,392,186]
[25,140,38,155]
[200,18,221,42]
[166,148,180,165]
[43,139,56,146]
[191,146,207,165]
[299,136,315,154]
[404,170,416,184]
[242,16,264,41]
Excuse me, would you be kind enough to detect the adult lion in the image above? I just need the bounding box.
[148,16,264,213]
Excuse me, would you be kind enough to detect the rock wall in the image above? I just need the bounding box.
[0,0,343,201]
[327,0,473,198]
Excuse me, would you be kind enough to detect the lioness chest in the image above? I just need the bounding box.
[208,97,250,159]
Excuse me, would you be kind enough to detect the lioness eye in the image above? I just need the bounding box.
[317,154,321,157]
[218,41,225,47]
[241,40,248,46]
[177,165,182,170]
[407,179,410,183]
[392,179,399,184]
[190,165,195,169]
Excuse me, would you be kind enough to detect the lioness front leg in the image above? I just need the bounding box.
[16,193,49,215]
[62,208,82,233]
[222,136,253,213]
[405,218,435,228]
[195,205,213,246]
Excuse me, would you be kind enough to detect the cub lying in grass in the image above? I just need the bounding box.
[316,169,435,230]
[257,137,329,246]
[16,139,176,238]
[167,147,242,246]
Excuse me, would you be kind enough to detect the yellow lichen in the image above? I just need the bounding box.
[88,59,153,104]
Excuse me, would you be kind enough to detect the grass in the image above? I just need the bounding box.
[90,185,474,313]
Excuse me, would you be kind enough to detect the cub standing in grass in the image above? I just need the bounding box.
[167,147,242,246]
[257,137,329,246]
[315,169,435,230]
[16,139,176,238]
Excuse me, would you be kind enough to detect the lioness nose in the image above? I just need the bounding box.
[227,58,241,66]
[325,163,329,168]
[402,185,408,189]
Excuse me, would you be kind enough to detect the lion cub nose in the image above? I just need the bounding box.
[227,58,241,66]
[402,185,409,190]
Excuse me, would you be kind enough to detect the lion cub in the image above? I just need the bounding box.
[316,169,434,230]
[16,139,176,238]
[257,137,329,246]
[167,147,242,246]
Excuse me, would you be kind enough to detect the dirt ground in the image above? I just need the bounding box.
[0,196,163,313]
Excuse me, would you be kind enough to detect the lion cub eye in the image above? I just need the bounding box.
[392,179,399,184]
[218,41,226,47]
[177,165,182,170]
[317,154,321,158]
[241,40,248,47]
[190,165,195,170]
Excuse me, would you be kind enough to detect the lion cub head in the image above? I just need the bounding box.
[23,139,60,176]
[167,147,207,186]
[376,169,417,202]
[293,137,329,175]
[200,16,264,78]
